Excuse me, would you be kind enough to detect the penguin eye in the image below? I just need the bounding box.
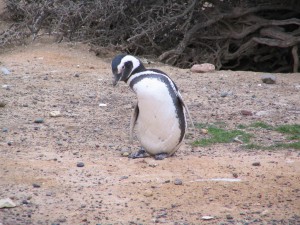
[122,65,125,69]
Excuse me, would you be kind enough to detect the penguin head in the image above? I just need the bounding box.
[111,54,145,86]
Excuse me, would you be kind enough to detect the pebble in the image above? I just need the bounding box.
[2,84,11,90]
[252,162,261,166]
[1,67,11,75]
[144,190,153,197]
[220,92,229,97]
[2,128,8,132]
[32,183,41,188]
[241,110,253,116]
[174,178,183,185]
[0,102,6,107]
[74,73,80,77]
[49,111,61,117]
[261,74,276,84]
[202,216,214,220]
[122,152,130,157]
[0,198,17,208]
[99,103,107,107]
[191,63,215,73]
[77,162,85,167]
[7,141,13,146]
[34,118,44,123]
[226,214,234,220]
[201,129,208,134]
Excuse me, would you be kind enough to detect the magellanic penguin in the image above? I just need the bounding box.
[111,54,193,160]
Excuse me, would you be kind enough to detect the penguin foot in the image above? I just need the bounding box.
[129,148,147,159]
[154,153,169,160]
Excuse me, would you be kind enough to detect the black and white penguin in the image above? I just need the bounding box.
[111,54,193,160]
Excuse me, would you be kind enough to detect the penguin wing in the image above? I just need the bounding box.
[129,103,139,143]
[177,92,195,133]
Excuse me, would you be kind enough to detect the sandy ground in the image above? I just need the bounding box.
[0,40,300,225]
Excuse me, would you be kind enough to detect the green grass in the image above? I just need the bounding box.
[193,122,300,150]
[193,125,252,147]
[275,124,300,140]
[249,121,273,130]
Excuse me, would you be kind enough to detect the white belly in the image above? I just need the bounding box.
[133,78,183,155]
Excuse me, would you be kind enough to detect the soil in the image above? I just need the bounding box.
[0,39,300,225]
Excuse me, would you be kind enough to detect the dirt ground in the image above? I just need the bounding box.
[0,39,300,225]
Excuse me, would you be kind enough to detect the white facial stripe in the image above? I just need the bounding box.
[128,71,178,94]
[117,55,140,74]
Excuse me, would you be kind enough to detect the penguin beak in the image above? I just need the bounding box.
[113,73,121,86]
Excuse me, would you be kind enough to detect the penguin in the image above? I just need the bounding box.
[111,54,193,160]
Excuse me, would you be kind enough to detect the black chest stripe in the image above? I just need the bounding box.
[129,73,186,143]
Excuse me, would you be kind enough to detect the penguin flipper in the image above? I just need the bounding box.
[178,93,195,134]
[129,103,139,143]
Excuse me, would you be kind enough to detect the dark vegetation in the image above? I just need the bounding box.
[1,0,299,72]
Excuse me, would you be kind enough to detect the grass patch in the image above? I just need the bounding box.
[249,121,273,130]
[193,122,300,150]
[193,125,252,147]
[275,124,300,140]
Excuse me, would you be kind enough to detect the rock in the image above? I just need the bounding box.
[0,198,17,208]
[226,214,234,220]
[252,162,261,166]
[77,162,85,167]
[191,63,215,73]
[99,103,107,107]
[261,74,276,84]
[0,102,7,107]
[121,152,130,157]
[261,209,269,216]
[144,190,153,197]
[174,178,183,185]
[2,84,11,90]
[74,73,80,77]
[34,118,44,123]
[49,111,61,117]
[220,92,229,97]
[1,67,11,75]
[201,129,208,134]
[241,110,253,116]
[202,216,214,220]
[7,141,13,146]
[2,128,8,132]
[32,183,41,188]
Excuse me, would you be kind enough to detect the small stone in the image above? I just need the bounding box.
[252,162,261,166]
[226,214,233,220]
[99,103,107,107]
[261,209,269,216]
[77,162,85,167]
[34,118,44,123]
[2,85,11,90]
[191,63,215,73]
[232,173,238,178]
[220,92,228,97]
[241,110,253,116]
[201,129,208,134]
[49,111,61,117]
[122,152,130,157]
[74,73,80,77]
[2,128,8,132]
[32,183,41,188]
[1,67,11,75]
[22,199,29,204]
[261,74,276,84]
[144,190,153,197]
[7,141,13,146]
[202,216,214,220]
[0,198,17,208]
[174,178,183,185]
[0,102,6,107]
